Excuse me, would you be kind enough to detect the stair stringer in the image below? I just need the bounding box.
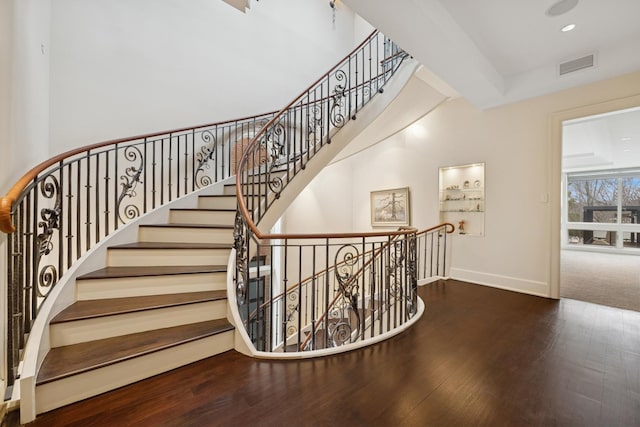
[18,177,234,424]
[255,59,421,232]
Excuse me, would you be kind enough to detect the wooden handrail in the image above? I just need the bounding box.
[243,223,453,350]
[249,222,454,323]
[298,234,397,351]
[0,111,277,234]
[247,230,401,322]
[419,222,455,235]
[296,223,453,351]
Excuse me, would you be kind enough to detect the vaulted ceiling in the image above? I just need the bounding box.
[343,0,640,109]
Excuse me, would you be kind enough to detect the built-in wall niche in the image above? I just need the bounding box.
[439,163,485,236]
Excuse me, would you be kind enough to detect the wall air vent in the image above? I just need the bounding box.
[559,54,595,76]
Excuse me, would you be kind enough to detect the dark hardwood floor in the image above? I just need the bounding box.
[17,280,640,427]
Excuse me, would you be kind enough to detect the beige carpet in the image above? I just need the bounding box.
[561,249,640,312]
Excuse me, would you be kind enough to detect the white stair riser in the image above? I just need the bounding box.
[35,331,234,415]
[197,196,236,210]
[76,273,227,300]
[138,227,234,244]
[170,209,236,225]
[107,248,231,267]
[50,300,227,347]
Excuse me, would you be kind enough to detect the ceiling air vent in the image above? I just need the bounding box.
[559,54,595,76]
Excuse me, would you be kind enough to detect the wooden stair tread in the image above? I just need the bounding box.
[140,223,233,229]
[109,242,233,250]
[51,291,227,323]
[36,319,234,385]
[77,265,227,280]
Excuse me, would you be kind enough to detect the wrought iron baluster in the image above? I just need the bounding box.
[297,245,303,349]
[182,134,188,196]
[160,139,165,206]
[168,134,173,202]
[94,153,100,246]
[116,146,143,224]
[104,151,110,236]
[58,163,64,283]
[281,239,289,351]
[190,130,196,192]
[114,144,120,228]
[85,152,91,252]
[67,163,74,269]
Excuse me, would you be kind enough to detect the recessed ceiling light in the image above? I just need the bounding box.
[561,24,576,32]
[621,137,632,141]
[546,0,579,17]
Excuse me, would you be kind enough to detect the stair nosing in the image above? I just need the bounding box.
[51,291,228,324]
[77,265,228,281]
[36,320,234,385]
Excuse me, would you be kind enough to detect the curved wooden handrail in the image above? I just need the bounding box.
[249,227,408,320]
[0,111,277,234]
[289,224,452,299]
[245,223,453,347]
[296,223,453,351]
[418,222,455,235]
[281,223,453,305]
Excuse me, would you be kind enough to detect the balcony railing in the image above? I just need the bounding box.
[239,223,453,353]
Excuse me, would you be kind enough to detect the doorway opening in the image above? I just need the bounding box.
[560,107,640,312]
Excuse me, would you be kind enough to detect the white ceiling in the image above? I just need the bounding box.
[563,107,640,172]
[343,0,640,109]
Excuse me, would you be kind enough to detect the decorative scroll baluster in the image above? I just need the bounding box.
[194,130,218,188]
[233,211,248,308]
[116,146,144,224]
[34,176,62,299]
[329,69,347,128]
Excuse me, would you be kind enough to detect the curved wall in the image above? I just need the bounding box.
[48,0,359,154]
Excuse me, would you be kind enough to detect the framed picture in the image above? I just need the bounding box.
[370,187,410,227]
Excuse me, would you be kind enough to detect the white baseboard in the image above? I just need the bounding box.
[417,276,447,286]
[449,268,550,298]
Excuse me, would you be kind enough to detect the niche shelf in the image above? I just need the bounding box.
[439,163,485,236]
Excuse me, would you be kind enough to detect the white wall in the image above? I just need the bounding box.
[0,0,12,192]
[281,159,354,234]
[49,0,358,155]
[281,70,640,297]
[2,0,52,191]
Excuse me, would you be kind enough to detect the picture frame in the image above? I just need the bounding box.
[370,187,410,227]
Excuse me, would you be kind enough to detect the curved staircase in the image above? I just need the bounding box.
[32,193,238,414]
[1,30,454,424]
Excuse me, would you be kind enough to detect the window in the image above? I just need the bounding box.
[564,171,640,249]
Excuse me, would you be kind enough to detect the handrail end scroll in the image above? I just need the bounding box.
[0,196,16,234]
